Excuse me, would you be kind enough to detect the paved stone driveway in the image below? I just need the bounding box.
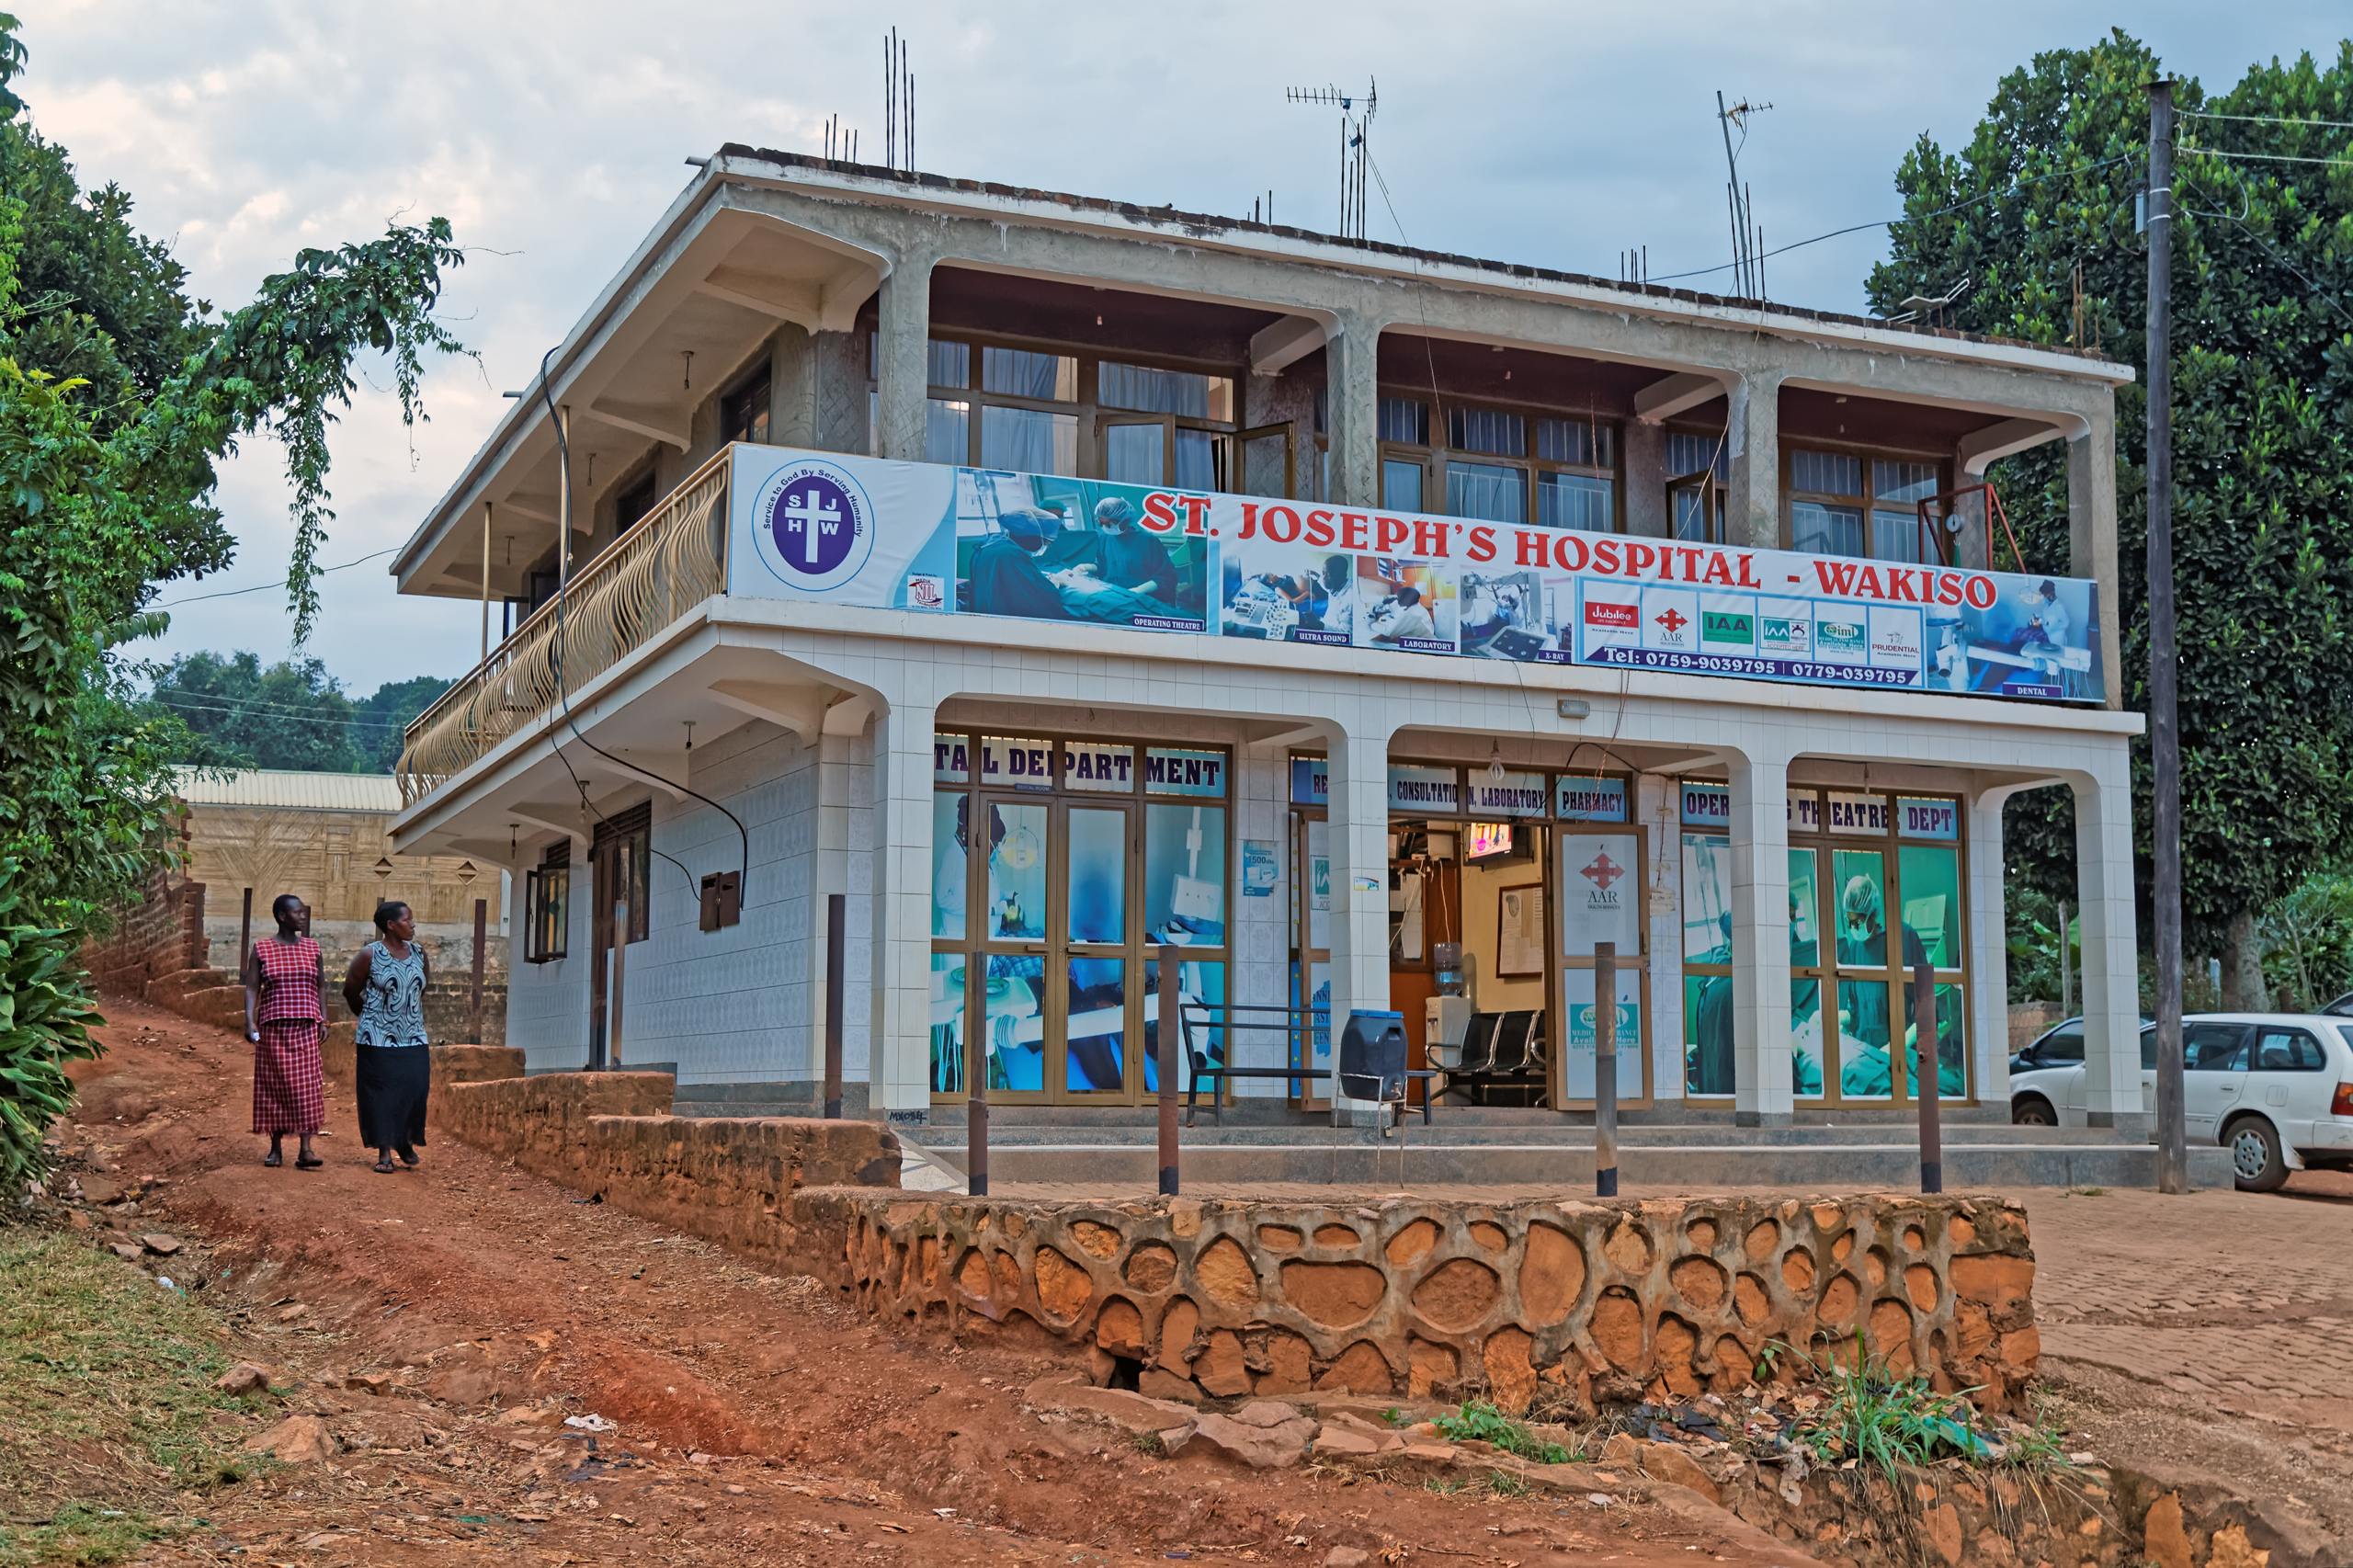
[992,1170,2353,1407]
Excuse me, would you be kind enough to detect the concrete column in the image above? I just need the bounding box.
[1967,784,2031,1105]
[1622,419,1669,539]
[1324,718,1396,1125]
[804,730,858,1085]
[770,323,815,449]
[867,694,938,1117]
[1726,368,1785,551]
[2071,763,2144,1130]
[873,244,938,462]
[2066,408,2123,712]
[1727,750,1793,1126]
[1324,306,1384,507]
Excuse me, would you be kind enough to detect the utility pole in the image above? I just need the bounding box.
[2147,78,2188,1195]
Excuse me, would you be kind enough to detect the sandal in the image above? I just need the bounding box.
[396,1146,420,1167]
[295,1153,323,1170]
[263,1150,283,1168]
[372,1154,396,1174]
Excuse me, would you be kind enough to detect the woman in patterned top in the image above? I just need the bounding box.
[344,900,433,1175]
[244,893,325,1168]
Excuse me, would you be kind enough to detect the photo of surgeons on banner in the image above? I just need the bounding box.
[953,471,1211,631]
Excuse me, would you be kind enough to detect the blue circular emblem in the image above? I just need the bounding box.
[753,461,872,592]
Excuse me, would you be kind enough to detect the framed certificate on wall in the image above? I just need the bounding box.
[1497,882,1546,977]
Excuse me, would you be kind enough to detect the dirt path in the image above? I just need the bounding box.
[56,998,1799,1568]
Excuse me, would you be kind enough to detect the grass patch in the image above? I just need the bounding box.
[1784,1349,1994,1483]
[0,1230,254,1565]
[1422,1476,1467,1495]
[1131,1430,1164,1457]
[1483,1470,1530,1499]
[1433,1402,1580,1465]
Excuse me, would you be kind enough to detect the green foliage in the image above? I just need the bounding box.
[1433,1402,1574,1465]
[1483,1469,1530,1499]
[0,11,467,921]
[144,650,360,772]
[0,1230,256,1565]
[2258,869,2353,1010]
[0,860,102,1197]
[350,673,451,774]
[1787,1353,1993,1483]
[2003,882,2079,1007]
[1876,34,2353,955]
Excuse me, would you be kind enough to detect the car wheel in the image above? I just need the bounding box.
[2012,1095,2056,1127]
[2226,1116,2289,1193]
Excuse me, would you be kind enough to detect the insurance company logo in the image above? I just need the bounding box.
[1584,599,1638,630]
[1652,606,1691,645]
[1816,619,1867,661]
[1760,616,1811,655]
[754,460,873,592]
[1580,851,1626,890]
[1701,610,1753,645]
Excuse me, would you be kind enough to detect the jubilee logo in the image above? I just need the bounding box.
[1584,600,1639,630]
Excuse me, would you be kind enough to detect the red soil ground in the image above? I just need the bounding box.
[53,997,1800,1568]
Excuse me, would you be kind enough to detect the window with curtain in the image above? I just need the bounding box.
[1380,395,1619,530]
[720,369,770,446]
[1788,449,1944,562]
[1099,361,1233,421]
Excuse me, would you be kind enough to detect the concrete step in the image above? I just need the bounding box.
[910,1138,2234,1190]
[892,1119,2132,1150]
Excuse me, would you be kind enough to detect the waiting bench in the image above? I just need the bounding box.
[1174,1001,1438,1127]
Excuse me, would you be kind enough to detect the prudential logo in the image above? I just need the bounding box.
[754,460,873,593]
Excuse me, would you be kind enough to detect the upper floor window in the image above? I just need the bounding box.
[1787,449,1947,562]
[1666,429,1728,545]
[613,469,659,537]
[1098,361,1233,422]
[721,369,770,446]
[1380,395,1618,532]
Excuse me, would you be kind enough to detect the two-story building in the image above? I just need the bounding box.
[388,147,2143,1137]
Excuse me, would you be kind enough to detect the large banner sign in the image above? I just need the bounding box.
[731,446,2104,704]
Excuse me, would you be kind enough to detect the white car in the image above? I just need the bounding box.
[2009,1013,2353,1191]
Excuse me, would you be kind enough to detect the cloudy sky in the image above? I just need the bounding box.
[17,1,2346,693]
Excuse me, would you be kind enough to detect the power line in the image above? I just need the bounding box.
[148,691,418,730]
[153,546,399,609]
[2179,146,2353,169]
[2181,108,2353,131]
[1643,153,2140,286]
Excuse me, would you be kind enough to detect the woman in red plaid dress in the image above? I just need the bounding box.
[243,893,325,1168]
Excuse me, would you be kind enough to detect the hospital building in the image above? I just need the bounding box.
[388,146,2146,1163]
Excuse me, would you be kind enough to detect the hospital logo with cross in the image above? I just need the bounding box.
[753,460,873,593]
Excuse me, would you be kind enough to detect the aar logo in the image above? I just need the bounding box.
[1581,852,1626,890]
[753,460,873,593]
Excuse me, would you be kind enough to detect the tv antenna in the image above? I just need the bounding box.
[1287,80,1378,240]
[882,28,914,173]
[1716,91,1771,300]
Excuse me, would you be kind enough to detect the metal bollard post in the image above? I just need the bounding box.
[239,888,254,979]
[1915,958,1942,1194]
[1595,941,1619,1198]
[468,898,487,1045]
[608,899,628,1070]
[1158,944,1180,1197]
[824,894,846,1119]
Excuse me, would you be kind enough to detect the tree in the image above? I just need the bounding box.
[1868,33,2353,999]
[145,651,361,773]
[0,10,470,923]
[352,675,451,775]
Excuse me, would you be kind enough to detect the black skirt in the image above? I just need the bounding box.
[355,1042,430,1151]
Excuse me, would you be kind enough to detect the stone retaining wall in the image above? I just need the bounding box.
[800,1191,2038,1415]
[439,1074,901,1274]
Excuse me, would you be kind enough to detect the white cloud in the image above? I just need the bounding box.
[12,0,2346,691]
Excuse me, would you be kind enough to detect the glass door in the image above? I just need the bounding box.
[1293,812,1332,1111]
[1059,802,1136,1096]
[973,793,1052,1098]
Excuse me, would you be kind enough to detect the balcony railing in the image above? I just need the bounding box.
[396,446,732,807]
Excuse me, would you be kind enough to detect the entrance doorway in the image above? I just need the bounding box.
[1392,819,1553,1108]
[929,733,1232,1108]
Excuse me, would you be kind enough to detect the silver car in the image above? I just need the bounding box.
[2009,1013,2353,1191]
